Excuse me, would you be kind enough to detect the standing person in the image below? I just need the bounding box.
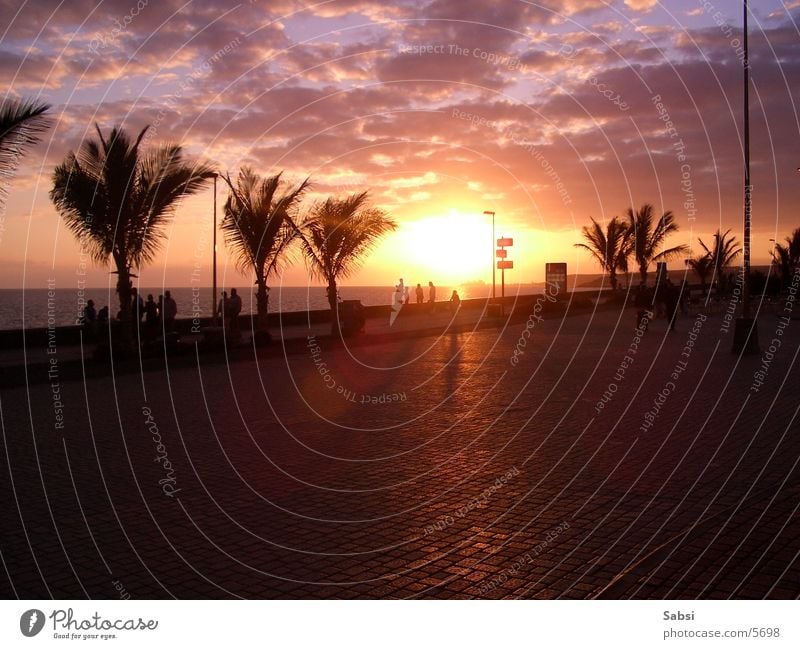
[217,291,228,329]
[82,299,97,338]
[415,283,424,304]
[163,290,178,333]
[428,281,436,312]
[449,290,461,312]
[130,286,144,341]
[403,284,410,305]
[390,279,404,327]
[131,286,144,321]
[144,294,158,341]
[157,294,164,326]
[228,288,242,338]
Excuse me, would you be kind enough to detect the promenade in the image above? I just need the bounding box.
[1,301,797,599]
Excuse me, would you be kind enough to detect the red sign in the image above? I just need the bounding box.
[497,237,513,247]
[496,249,507,258]
[497,260,514,269]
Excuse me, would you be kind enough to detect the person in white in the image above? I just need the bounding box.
[390,278,405,326]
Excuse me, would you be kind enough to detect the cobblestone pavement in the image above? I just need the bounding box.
[1,305,798,599]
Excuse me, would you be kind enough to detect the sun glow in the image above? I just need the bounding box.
[392,209,495,285]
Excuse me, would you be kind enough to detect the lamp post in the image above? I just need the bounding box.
[483,210,496,300]
[212,172,218,325]
[732,0,759,353]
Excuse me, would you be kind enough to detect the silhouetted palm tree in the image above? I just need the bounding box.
[0,98,51,205]
[51,124,214,345]
[297,191,396,333]
[626,203,688,284]
[574,216,632,290]
[698,228,742,291]
[221,168,309,337]
[688,253,713,296]
[773,227,800,289]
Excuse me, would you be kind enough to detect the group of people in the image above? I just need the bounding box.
[393,279,461,313]
[81,288,179,342]
[216,288,243,336]
[80,300,110,336]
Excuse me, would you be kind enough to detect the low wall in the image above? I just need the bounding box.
[0,291,610,350]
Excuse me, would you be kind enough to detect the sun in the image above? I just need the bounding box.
[394,209,495,285]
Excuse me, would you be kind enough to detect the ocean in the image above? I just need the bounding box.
[0,283,565,330]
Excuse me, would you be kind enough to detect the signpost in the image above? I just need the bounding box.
[545,263,567,295]
[496,238,514,315]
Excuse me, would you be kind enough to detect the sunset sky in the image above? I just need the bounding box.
[1,0,799,290]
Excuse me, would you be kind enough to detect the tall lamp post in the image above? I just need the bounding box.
[212,172,218,325]
[733,0,759,353]
[483,210,496,300]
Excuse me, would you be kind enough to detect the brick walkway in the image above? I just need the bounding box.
[1,304,798,599]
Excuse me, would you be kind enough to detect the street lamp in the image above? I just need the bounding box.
[212,172,218,325]
[483,210,496,300]
[732,0,759,353]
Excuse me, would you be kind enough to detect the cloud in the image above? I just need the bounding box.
[3,0,800,287]
[623,0,659,11]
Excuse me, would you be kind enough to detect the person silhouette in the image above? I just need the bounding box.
[144,294,158,341]
[449,290,461,312]
[228,288,242,337]
[428,281,436,313]
[415,283,424,304]
[217,291,228,328]
[82,299,97,338]
[163,290,177,333]
[131,287,144,321]
[390,279,405,326]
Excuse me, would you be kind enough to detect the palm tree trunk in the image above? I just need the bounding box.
[115,259,133,351]
[256,280,269,332]
[609,269,617,291]
[327,278,339,335]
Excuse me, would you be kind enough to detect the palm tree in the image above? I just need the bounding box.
[1,97,52,205]
[688,252,713,296]
[574,216,632,290]
[221,168,309,339]
[50,124,214,346]
[772,227,800,289]
[698,228,742,292]
[626,203,689,284]
[297,191,396,333]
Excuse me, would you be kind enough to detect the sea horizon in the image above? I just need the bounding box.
[0,282,533,330]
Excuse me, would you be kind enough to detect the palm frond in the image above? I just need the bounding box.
[51,123,214,304]
[0,97,52,201]
[221,168,309,283]
[298,191,396,286]
[626,204,686,278]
